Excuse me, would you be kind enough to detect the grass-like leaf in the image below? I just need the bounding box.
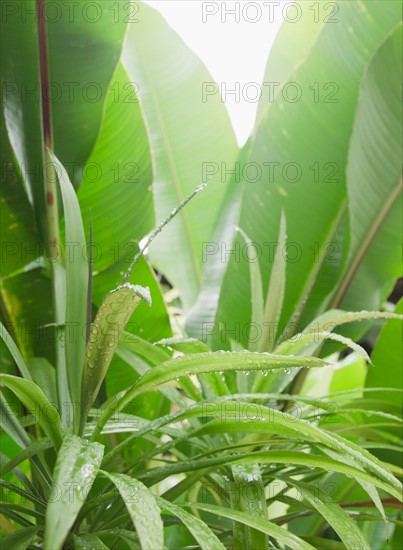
[49,151,89,433]
[101,471,163,550]
[44,435,104,550]
[157,496,226,550]
[186,502,316,550]
[288,480,371,549]
[80,283,151,433]
[0,375,62,448]
[91,352,327,439]
[0,322,32,381]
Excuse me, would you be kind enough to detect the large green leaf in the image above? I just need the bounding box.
[186,142,250,340]
[0,0,128,237]
[0,103,53,365]
[101,471,163,550]
[44,435,104,550]
[212,2,401,348]
[122,2,238,308]
[0,266,54,363]
[367,300,403,404]
[0,112,39,278]
[1,268,66,421]
[46,3,128,187]
[333,24,402,310]
[0,0,44,235]
[77,62,154,273]
[301,22,402,333]
[256,0,325,121]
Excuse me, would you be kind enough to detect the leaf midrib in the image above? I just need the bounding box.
[333,177,402,307]
[133,49,201,290]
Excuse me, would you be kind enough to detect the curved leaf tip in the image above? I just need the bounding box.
[110,283,152,307]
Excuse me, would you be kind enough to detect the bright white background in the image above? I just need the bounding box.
[144,1,285,145]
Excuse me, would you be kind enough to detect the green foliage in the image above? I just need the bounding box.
[1,2,401,549]
[44,435,103,549]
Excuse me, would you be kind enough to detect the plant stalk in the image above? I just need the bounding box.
[37,0,71,426]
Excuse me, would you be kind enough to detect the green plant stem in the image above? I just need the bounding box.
[37,0,71,424]
[43,149,59,257]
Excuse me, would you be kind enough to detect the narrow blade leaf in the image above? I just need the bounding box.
[186,502,315,550]
[49,151,88,433]
[101,471,163,550]
[44,435,104,550]
[0,374,62,448]
[288,480,370,550]
[80,283,151,431]
[157,496,225,550]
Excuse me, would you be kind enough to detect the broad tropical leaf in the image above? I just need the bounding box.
[333,24,402,310]
[0,0,128,235]
[77,63,154,273]
[122,2,238,308]
[367,300,403,405]
[213,2,401,348]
